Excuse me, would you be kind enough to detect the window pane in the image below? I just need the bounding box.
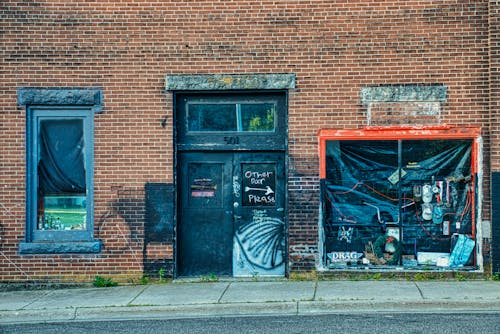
[188,104,237,131]
[38,119,85,193]
[323,138,475,269]
[39,195,87,230]
[241,104,275,132]
[325,140,398,187]
[37,118,87,231]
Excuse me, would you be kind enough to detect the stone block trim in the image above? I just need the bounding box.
[361,84,447,104]
[362,84,447,126]
[165,74,296,91]
[368,101,442,126]
[19,241,102,254]
[17,88,103,112]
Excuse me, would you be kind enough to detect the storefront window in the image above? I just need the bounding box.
[320,129,479,270]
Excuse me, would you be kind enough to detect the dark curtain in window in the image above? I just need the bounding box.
[326,140,398,189]
[323,139,473,256]
[38,119,86,194]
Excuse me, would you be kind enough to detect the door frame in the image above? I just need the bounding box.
[173,90,289,278]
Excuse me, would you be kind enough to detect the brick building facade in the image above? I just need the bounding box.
[1,0,499,282]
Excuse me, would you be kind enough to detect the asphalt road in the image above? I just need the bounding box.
[1,312,499,334]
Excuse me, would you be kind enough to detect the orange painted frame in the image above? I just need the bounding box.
[318,125,481,239]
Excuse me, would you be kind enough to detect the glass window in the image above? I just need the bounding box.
[240,103,275,132]
[323,139,475,269]
[188,104,236,131]
[37,119,87,231]
[187,103,275,132]
[27,108,95,244]
[17,88,102,254]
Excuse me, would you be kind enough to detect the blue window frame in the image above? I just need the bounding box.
[17,88,102,254]
[28,107,94,240]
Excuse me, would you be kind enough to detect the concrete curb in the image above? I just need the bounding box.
[298,300,500,314]
[76,302,299,321]
[0,308,77,324]
[0,302,299,324]
[2,300,500,325]
[1,281,499,325]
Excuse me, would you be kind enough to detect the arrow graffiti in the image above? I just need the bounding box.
[244,186,274,195]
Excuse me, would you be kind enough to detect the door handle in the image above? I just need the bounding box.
[234,215,242,221]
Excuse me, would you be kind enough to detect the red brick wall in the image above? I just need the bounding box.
[491,0,500,171]
[0,0,492,281]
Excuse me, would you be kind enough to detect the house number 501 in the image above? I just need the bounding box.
[224,136,240,145]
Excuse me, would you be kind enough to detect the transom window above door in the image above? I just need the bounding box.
[187,103,275,132]
[176,92,287,151]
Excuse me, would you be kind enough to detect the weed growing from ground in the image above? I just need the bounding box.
[158,268,166,283]
[93,275,118,287]
[200,273,219,282]
[139,275,149,285]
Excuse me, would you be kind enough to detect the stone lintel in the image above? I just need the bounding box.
[165,73,296,91]
[361,85,447,104]
[17,88,103,112]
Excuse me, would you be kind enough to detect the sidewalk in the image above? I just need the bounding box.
[1,280,499,324]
